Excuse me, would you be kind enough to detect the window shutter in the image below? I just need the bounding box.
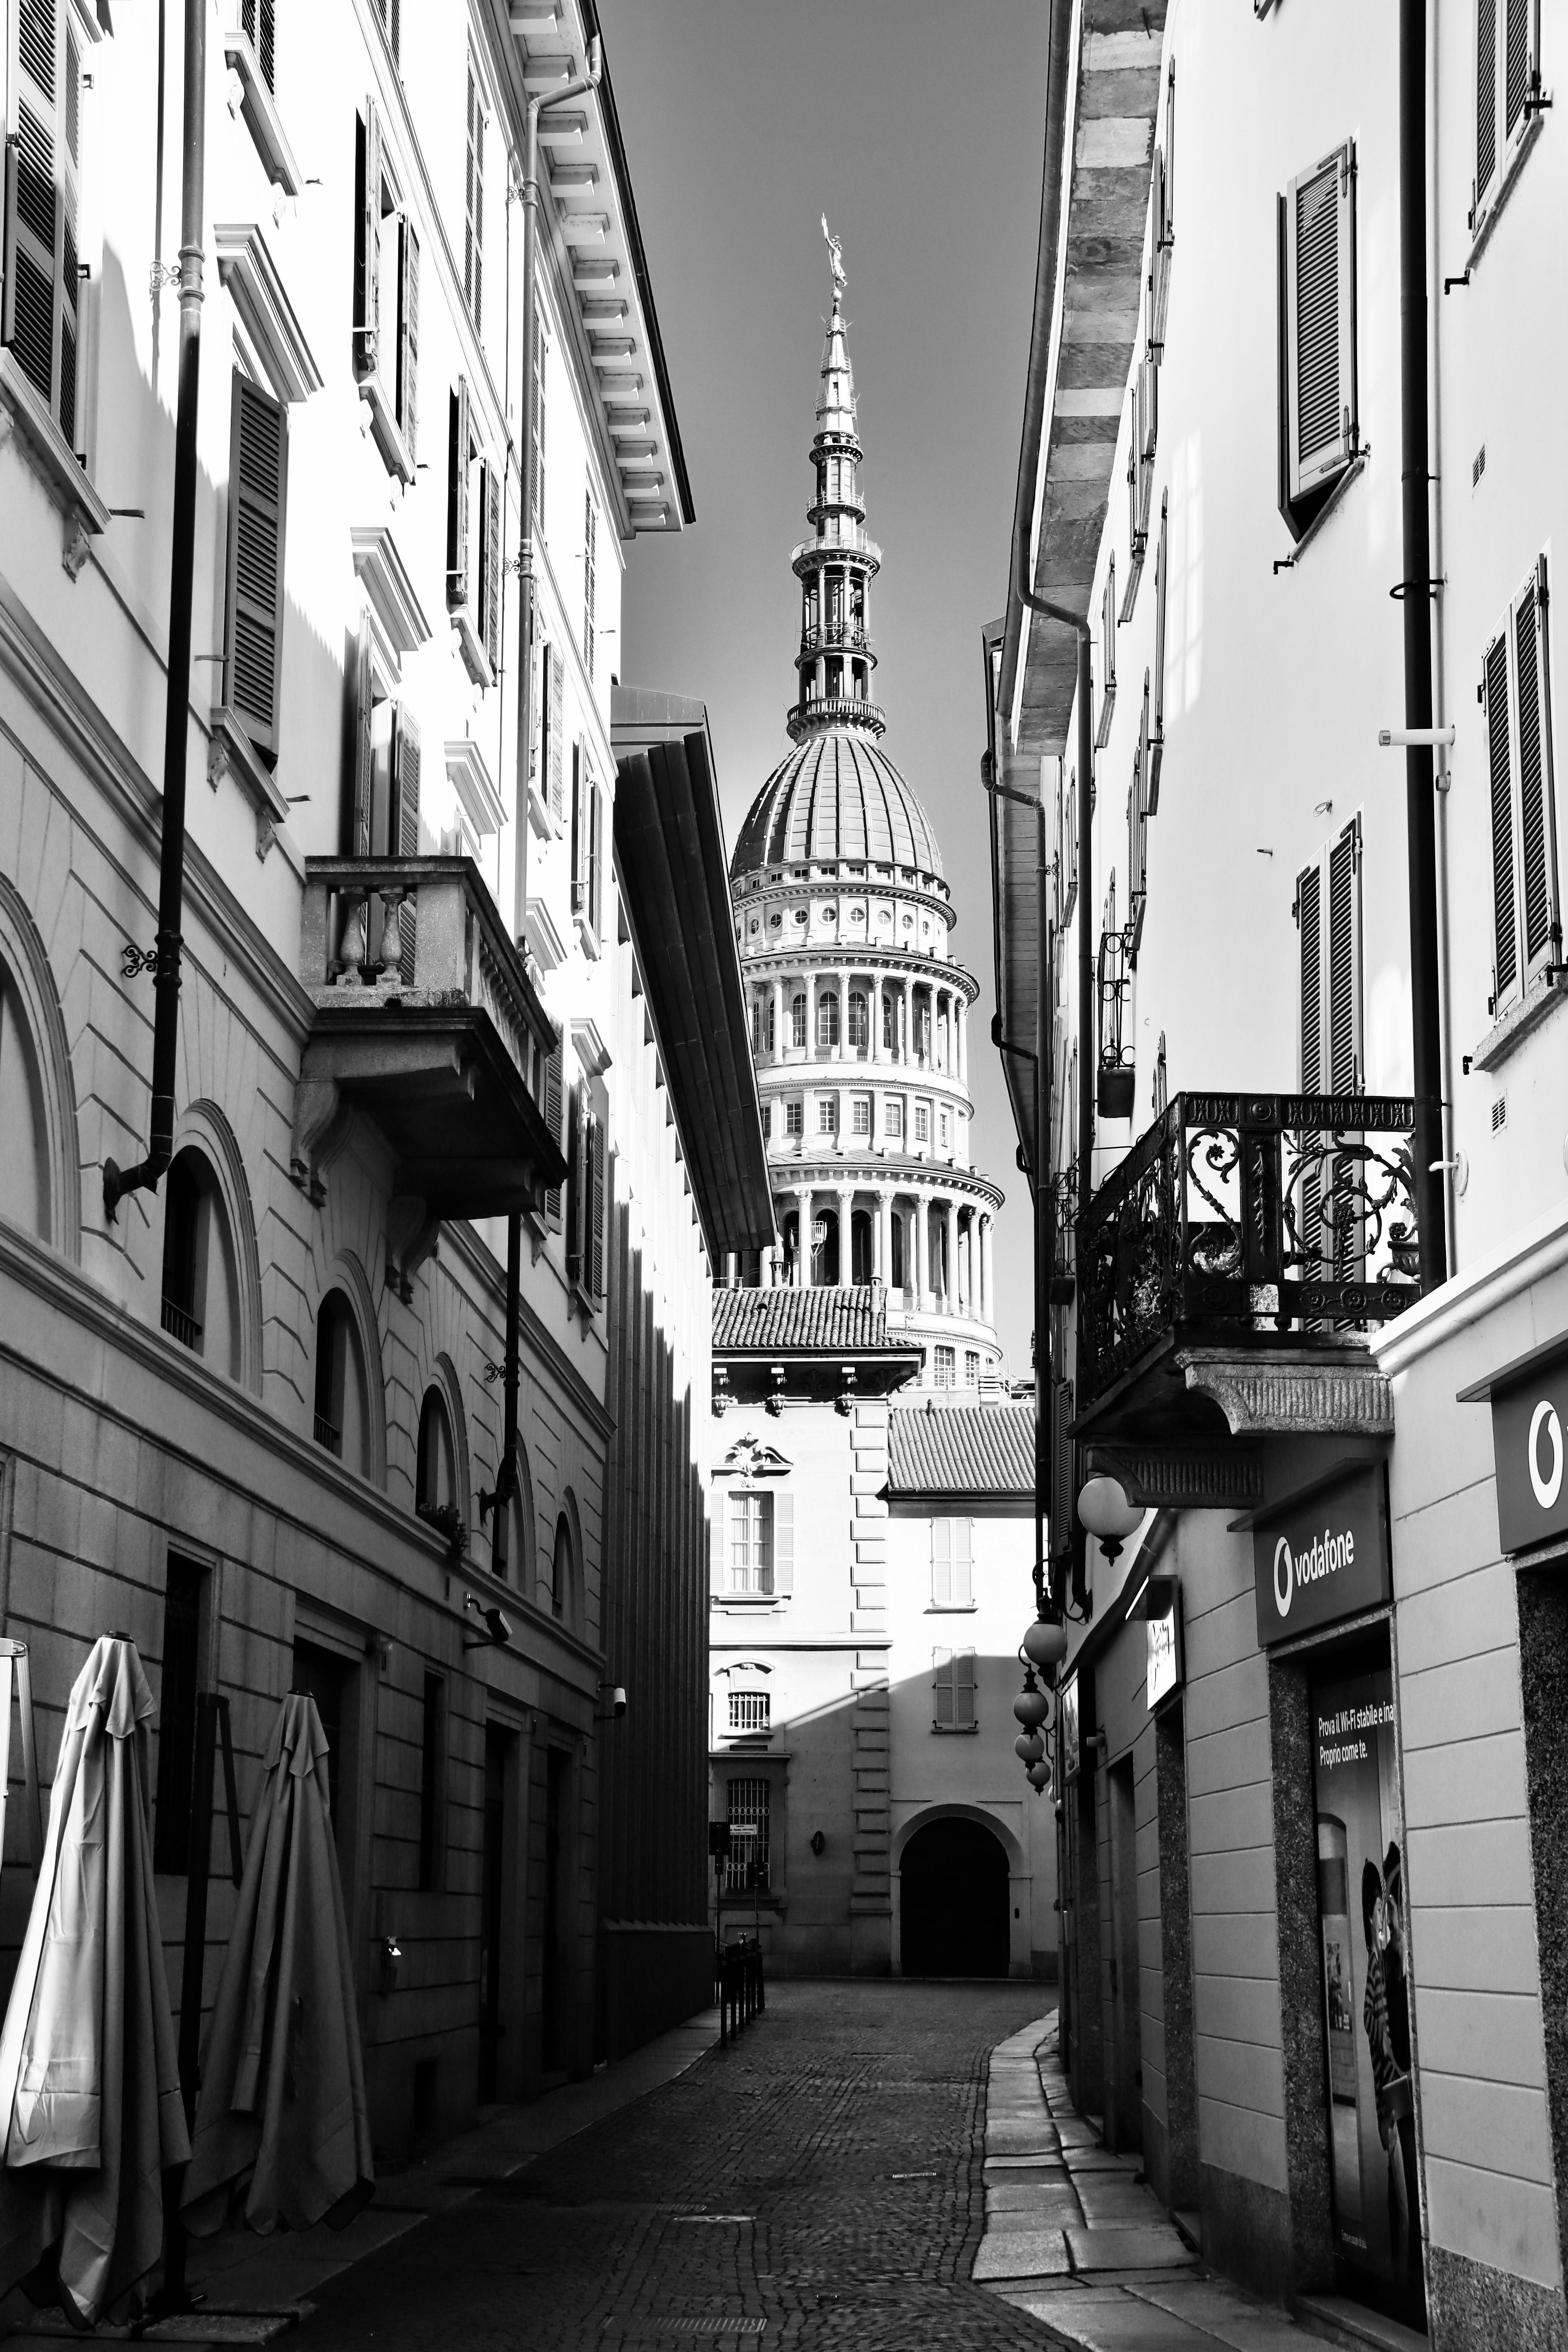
[1515,556,1558,972]
[447,378,470,613]
[570,741,587,913]
[1327,817,1361,1093]
[1287,144,1356,500]
[954,1519,973,1608]
[464,56,483,329]
[4,0,80,443]
[565,1082,585,1281]
[954,1649,976,1730]
[397,214,419,460]
[1477,0,1498,210]
[589,778,604,938]
[710,1496,726,1596]
[532,314,546,523]
[354,101,381,381]
[241,0,277,92]
[1097,560,1116,749]
[933,1648,953,1729]
[351,621,374,856]
[583,488,596,673]
[224,373,289,761]
[1150,492,1168,809]
[543,1038,564,1227]
[1504,0,1537,144]
[773,1489,793,1596]
[1297,859,1322,1090]
[931,1519,952,1608]
[547,643,565,822]
[589,1109,606,1299]
[394,705,421,984]
[1485,628,1517,1003]
[483,460,501,668]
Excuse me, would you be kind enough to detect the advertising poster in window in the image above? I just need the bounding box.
[1311,1662,1420,2305]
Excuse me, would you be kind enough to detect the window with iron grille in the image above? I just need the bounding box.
[1278,143,1357,541]
[1484,555,1560,1013]
[726,1776,770,1892]
[932,1647,976,1731]
[728,1689,770,1734]
[1473,0,1541,235]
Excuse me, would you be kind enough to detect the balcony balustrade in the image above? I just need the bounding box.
[790,694,886,737]
[292,857,567,1224]
[799,620,871,657]
[1077,1091,1423,1420]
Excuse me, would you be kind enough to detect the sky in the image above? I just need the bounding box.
[597,0,1050,1378]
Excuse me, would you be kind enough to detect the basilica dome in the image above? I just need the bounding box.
[731,731,945,887]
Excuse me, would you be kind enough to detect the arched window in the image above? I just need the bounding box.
[882,991,895,1051]
[753,994,775,1054]
[847,990,868,1050]
[0,962,52,1243]
[890,1210,906,1291]
[314,1289,370,1475]
[415,1385,457,1520]
[159,1147,241,1378]
[550,1511,574,1621]
[817,990,839,1051]
[790,993,806,1049]
[812,1207,839,1287]
[852,1210,874,1286]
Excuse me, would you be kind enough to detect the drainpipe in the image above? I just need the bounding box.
[480,1213,522,1575]
[1399,0,1449,1290]
[104,0,205,1222]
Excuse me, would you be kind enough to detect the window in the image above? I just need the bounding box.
[570,743,604,943]
[851,1095,871,1136]
[1149,58,1175,352]
[881,992,895,1050]
[566,1084,608,1301]
[726,1776,770,1892]
[313,1288,369,1474]
[817,990,840,1050]
[817,1093,838,1134]
[965,1350,980,1387]
[352,103,418,478]
[1485,556,1560,1011]
[729,1492,774,1594]
[914,1102,930,1143]
[790,993,807,1049]
[752,995,775,1054]
[160,1153,203,1352]
[153,1555,206,1873]
[931,1518,974,1608]
[1296,817,1363,1275]
[2,0,83,448]
[464,51,485,330]
[222,374,289,763]
[885,1098,903,1138]
[583,487,597,675]
[531,314,546,522]
[728,1689,771,1734]
[848,989,868,1049]
[785,1099,803,1138]
[761,1103,772,1140]
[933,1344,955,1389]
[1128,688,1150,958]
[939,1109,950,1148]
[1124,361,1156,613]
[933,1648,976,1731]
[1474,0,1541,234]
[367,0,398,61]
[1151,492,1168,809]
[446,379,499,682]
[1279,143,1357,536]
[240,0,276,89]
[540,641,565,825]
[415,1385,457,1521]
[418,1672,446,1891]
[550,1511,574,1620]
[1097,559,1117,747]
[542,1036,564,1228]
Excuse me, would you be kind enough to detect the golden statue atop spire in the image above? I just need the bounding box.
[821,214,847,296]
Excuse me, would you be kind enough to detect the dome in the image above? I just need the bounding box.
[731,730,945,884]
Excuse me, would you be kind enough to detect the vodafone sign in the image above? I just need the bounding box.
[1252,1466,1391,1647]
[1490,1348,1568,1553]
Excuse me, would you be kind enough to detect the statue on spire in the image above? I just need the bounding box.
[821,214,847,295]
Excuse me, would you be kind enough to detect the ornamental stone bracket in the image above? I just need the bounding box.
[1175,1347,1394,1438]
[1082,1442,1262,1512]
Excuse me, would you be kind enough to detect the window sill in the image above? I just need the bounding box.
[222,28,303,194]
[450,604,494,690]
[527,781,564,841]
[925,1603,978,1614]
[1470,967,1568,1073]
[931,1721,980,1735]
[0,354,111,562]
[1276,443,1370,569]
[358,370,415,487]
[207,705,290,861]
[1467,108,1546,273]
[712,1592,785,1609]
[573,909,603,961]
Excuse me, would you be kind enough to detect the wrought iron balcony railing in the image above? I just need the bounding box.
[1077,1091,1423,1411]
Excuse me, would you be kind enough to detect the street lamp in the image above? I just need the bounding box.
[1077,1474,1142,1563]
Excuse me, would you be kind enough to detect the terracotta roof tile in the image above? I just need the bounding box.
[886,1402,1035,1499]
[711,1285,915,1355]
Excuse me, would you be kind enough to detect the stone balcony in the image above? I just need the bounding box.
[290,857,567,1233]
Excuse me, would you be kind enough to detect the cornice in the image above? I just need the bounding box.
[736,950,981,1003]
[767,1162,1004,1208]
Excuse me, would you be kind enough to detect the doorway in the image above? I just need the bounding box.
[900,1816,1008,1977]
[541,1746,572,2078]
[478,1723,510,2103]
[1106,1757,1143,2156]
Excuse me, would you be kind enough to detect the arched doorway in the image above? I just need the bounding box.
[900,1815,1009,1977]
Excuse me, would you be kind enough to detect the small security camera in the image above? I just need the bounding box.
[609,1684,626,1718]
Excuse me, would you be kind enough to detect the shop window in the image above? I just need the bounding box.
[726,1775,770,1891]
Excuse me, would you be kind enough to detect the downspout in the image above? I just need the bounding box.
[104,0,205,1222]
[482,29,601,1555]
[1399,0,1449,1289]
[1426,0,1457,1271]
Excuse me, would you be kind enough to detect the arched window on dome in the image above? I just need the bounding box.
[790,993,807,1050]
[851,1211,873,1287]
[890,1208,906,1292]
[817,990,839,1051]
[852,663,866,701]
[847,991,867,1051]
[881,991,896,1054]
[812,1208,839,1287]
[825,657,842,699]
[752,994,775,1055]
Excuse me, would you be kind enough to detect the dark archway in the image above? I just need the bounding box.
[900,1816,1009,1978]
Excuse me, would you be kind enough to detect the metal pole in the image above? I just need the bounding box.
[1074,632,1093,1239]
[1399,0,1448,1290]
[1035,817,1055,1620]
[104,0,205,1221]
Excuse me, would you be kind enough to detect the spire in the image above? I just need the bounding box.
[788,224,884,745]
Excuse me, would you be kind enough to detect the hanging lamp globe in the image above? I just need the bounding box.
[1023,1617,1069,1672]
[1027,1758,1051,1792]
[1013,1669,1049,1731]
[1014,1731,1045,1767]
[1077,1474,1143,1562]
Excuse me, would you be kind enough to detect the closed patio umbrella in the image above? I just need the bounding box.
[180,1691,373,2237]
[0,1634,189,2328]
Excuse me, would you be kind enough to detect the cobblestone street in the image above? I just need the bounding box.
[295,1983,1062,2352]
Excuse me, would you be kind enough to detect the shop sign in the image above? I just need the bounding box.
[1253,1467,1390,1647]
[1146,1580,1182,1710]
[1491,1347,1568,1554]
[1059,1673,1080,1781]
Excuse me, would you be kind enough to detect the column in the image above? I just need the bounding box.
[808,972,819,1062]
[940,1199,956,1310]
[872,977,886,1063]
[957,1000,967,1086]
[837,1186,855,1286]
[901,976,913,1066]
[877,1189,893,1287]
[841,967,854,1060]
[771,978,784,1064]
[980,1213,994,1323]
[795,1186,813,1287]
[914,1192,930,1310]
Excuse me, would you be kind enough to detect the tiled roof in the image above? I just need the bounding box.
[731,730,944,881]
[886,1402,1036,1499]
[711,1285,916,1355]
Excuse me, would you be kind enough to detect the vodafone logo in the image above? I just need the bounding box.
[1529,1400,1565,1511]
[1272,1523,1357,1621]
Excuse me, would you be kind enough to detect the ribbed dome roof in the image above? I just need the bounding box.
[731,730,944,883]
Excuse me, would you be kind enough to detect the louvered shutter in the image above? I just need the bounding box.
[4,0,80,443]
[1287,145,1356,500]
[1097,561,1116,749]
[483,460,501,668]
[395,705,421,984]
[1150,493,1168,808]
[1504,0,1538,150]
[1485,629,1517,1003]
[397,215,419,461]
[1050,1380,1073,1555]
[464,55,483,329]
[954,1520,973,1609]
[241,0,276,92]
[1515,556,1558,973]
[772,1489,793,1597]
[351,622,374,856]
[547,643,565,822]
[710,1496,726,1596]
[931,1520,952,1608]
[543,1038,564,1227]
[1326,820,1360,1094]
[354,101,381,381]
[224,374,289,761]
[531,315,546,522]
[588,1109,606,1299]
[447,378,470,613]
[954,1649,976,1730]
[570,741,587,913]
[1297,854,1324,1266]
[565,1082,585,1282]
[583,489,596,673]
[933,1648,954,1729]
[589,778,604,938]
[1477,0,1499,209]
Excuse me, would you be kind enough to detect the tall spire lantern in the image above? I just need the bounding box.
[790,222,884,744]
